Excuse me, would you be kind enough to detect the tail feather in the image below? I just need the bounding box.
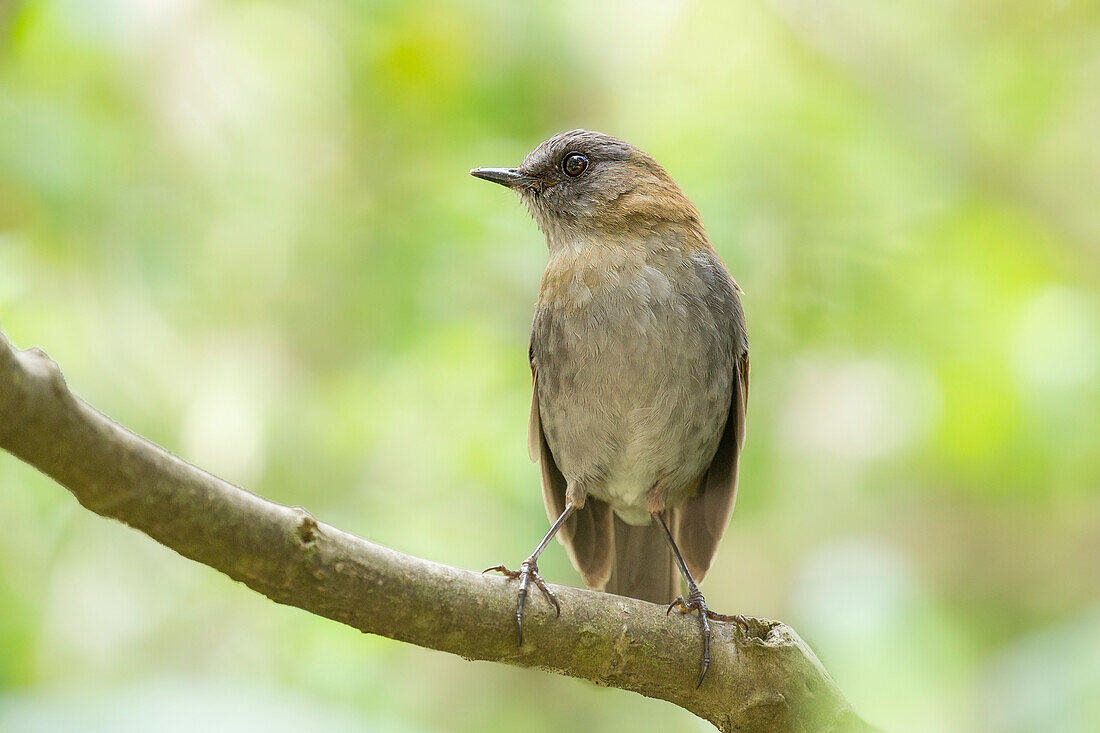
[605,513,678,604]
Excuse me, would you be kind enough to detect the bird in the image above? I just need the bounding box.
[471,130,749,686]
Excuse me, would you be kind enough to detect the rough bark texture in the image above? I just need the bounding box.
[0,330,874,732]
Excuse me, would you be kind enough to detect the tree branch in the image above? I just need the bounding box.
[0,329,872,732]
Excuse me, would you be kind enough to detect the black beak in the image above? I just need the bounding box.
[470,167,529,188]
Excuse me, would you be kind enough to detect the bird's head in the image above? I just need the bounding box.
[471,129,704,249]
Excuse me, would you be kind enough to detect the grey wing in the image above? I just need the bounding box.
[671,257,749,583]
[671,351,748,582]
[529,369,614,591]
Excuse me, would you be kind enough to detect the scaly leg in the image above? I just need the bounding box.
[654,511,748,687]
[484,505,576,645]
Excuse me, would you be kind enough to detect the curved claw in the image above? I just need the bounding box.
[531,574,561,617]
[667,585,747,688]
[696,611,713,689]
[483,564,519,578]
[485,558,561,645]
[708,610,751,636]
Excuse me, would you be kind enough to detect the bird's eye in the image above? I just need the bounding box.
[562,153,588,177]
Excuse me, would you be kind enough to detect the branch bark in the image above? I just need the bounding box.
[0,329,872,732]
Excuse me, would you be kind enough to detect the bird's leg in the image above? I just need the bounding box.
[483,505,576,645]
[653,511,749,688]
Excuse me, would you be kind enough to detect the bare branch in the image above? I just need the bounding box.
[0,329,873,732]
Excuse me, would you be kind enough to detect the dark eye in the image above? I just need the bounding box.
[562,153,588,177]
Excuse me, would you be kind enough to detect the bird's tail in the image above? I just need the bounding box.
[605,513,678,604]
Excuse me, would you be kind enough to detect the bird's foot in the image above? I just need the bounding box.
[667,585,749,688]
[483,557,560,645]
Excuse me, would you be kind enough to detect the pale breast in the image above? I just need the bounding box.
[530,243,739,525]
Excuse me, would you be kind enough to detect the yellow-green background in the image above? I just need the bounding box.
[1,1,1098,731]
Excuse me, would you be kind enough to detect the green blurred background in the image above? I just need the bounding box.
[1,1,1099,731]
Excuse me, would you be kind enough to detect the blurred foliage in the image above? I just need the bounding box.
[1,1,1099,731]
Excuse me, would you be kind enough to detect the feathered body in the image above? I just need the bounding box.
[514,131,749,604]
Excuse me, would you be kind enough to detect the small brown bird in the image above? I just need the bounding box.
[472,130,748,686]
